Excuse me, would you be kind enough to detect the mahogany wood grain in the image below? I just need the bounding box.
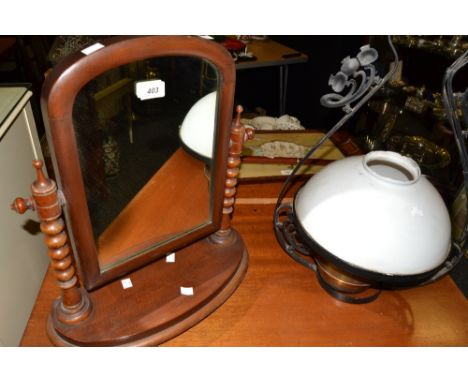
[45,231,247,346]
[34,36,254,345]
[41,36,236,289]
[21,191,468,346]
[166,204,468,346]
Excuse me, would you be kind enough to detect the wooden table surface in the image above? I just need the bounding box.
[235,39,308,70]
[21,182,468,346]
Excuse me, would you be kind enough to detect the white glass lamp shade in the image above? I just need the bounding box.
[294,151,451,279]
[179,91,217,161]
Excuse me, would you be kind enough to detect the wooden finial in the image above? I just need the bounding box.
[11,197,34,214]
[32,159,48,186]
[32,159,43,169]
[10,160,45,214]
[235,105,243,125]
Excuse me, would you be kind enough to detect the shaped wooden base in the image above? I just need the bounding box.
[46,230,248,346]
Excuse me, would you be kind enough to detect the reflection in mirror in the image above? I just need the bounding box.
[72,56,219,271]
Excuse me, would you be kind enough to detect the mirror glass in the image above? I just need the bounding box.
[71,56,219,271]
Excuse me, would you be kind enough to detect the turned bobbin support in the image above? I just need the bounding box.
[210,105,254,244]
[11,160,92,325]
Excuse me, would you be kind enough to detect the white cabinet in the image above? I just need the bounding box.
[0,86,49,346]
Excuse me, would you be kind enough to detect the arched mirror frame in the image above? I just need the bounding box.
[41,36,236,290]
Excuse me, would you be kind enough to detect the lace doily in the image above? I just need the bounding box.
[260,141,308,158]
[241,114,305,131]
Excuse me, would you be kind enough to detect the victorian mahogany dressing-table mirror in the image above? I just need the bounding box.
[11,36,251,346]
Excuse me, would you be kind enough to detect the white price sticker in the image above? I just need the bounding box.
[135,79,165,101]
[81,43,104,55]
[180,286,194,296]
[121,278,133,289]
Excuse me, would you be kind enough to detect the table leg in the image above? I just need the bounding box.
[279,65,283,115]
[283,64,289,115]
[279,64,289,116]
